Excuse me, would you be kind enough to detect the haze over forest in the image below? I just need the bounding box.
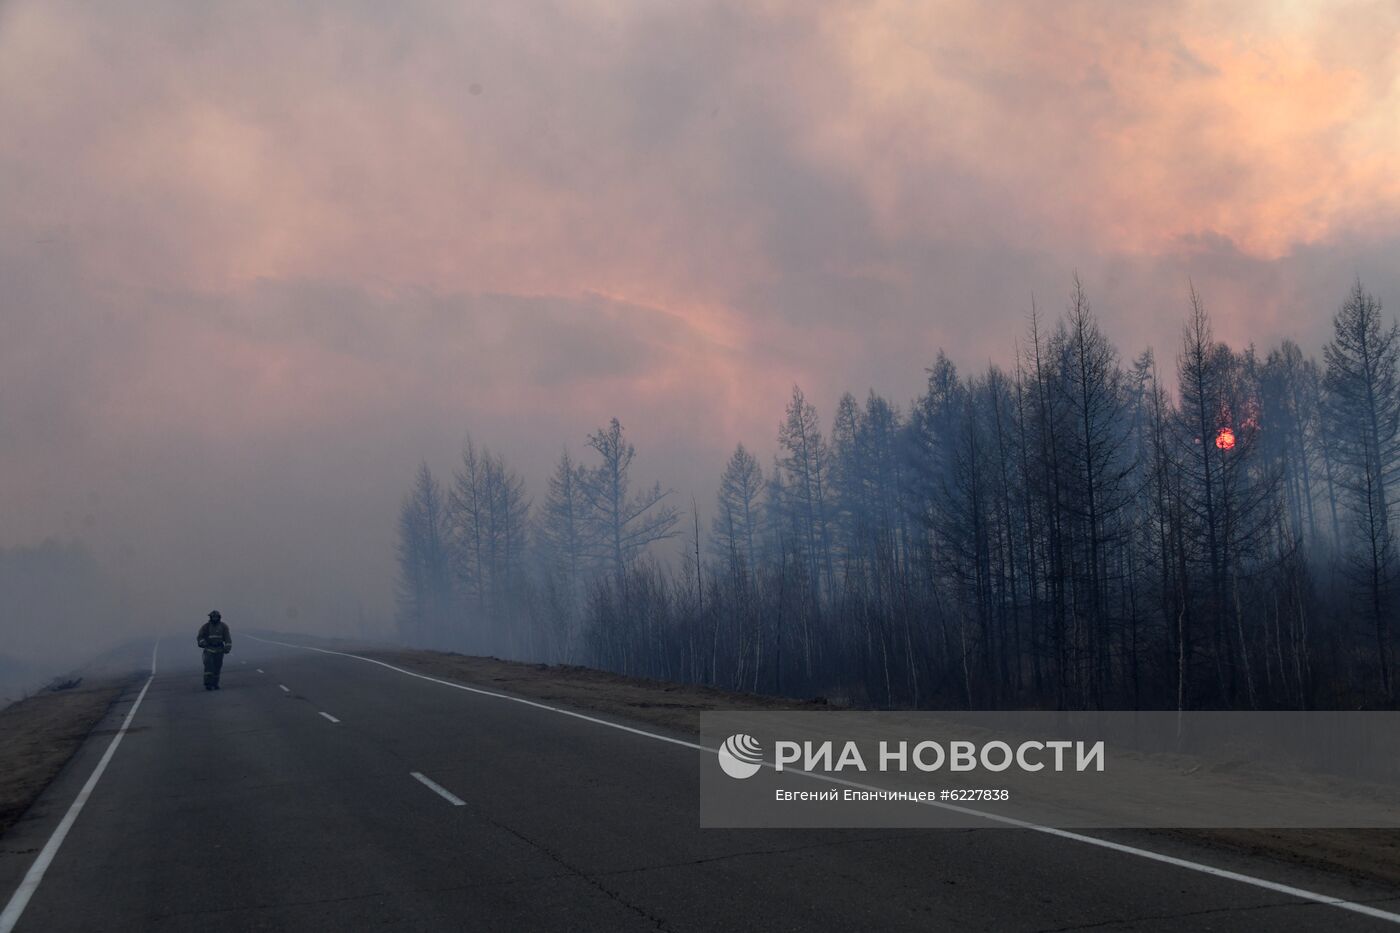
[5,1,1400,699]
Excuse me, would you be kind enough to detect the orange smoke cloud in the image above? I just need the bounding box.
[813,0,1400,259]
[4,0,1400,613]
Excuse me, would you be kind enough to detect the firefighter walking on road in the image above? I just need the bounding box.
[197,610,232,690]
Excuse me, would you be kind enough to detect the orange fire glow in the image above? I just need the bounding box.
[1215,427,1236,450]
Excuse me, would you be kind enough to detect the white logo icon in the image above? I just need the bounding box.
[718,733,764,779]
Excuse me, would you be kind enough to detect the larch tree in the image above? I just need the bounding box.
[581,418,679,579]
[1324,281,1400,696]
[777,385,835,603]
[395,462,452,648]
[713,443,764,574]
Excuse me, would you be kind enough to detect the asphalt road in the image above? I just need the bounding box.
[2,636,1399,931]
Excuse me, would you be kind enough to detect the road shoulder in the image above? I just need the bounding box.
[0,674,140,839]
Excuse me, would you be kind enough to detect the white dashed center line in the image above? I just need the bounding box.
[278,684,290,693]
[410,772,465,806]
[256,669,264,674]
[319,712,340,723]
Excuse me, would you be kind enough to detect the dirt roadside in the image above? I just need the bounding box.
[0,674,140,838]
[361,647,837,732]
[359,645,1400,889]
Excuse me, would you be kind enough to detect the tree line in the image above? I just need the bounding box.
[396,279,1400,710]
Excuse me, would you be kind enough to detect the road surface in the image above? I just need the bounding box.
[2,636,1398,931]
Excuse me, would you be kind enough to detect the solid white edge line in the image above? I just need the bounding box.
[246,634,1400,925]
[0,640,160,933]
[410,771,465,806]
[319,712,340,723]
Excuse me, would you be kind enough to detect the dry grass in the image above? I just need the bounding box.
[0,675,137,837]
[365,648,835,736]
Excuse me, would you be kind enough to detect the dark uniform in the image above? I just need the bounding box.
[197,612,232,689]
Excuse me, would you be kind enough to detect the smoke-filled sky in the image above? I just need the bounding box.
[4,0,1400,651]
